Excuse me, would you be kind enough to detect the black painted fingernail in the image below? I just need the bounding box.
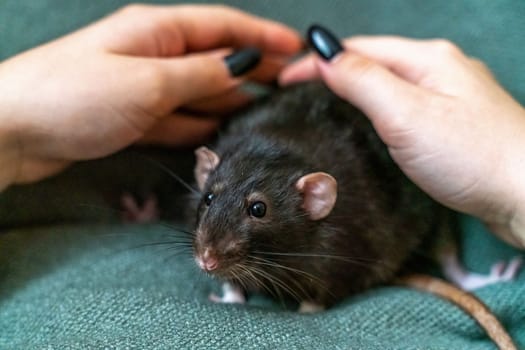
[307,24,344,61]
[224,48,262,77]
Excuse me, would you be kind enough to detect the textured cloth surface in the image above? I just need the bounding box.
[1,0,525,349]
[1,221,524,349]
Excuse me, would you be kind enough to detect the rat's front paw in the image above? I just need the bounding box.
[209,283,246,304]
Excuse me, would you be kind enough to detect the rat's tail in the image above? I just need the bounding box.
[397,274,516,350]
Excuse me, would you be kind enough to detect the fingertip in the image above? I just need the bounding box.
[277,70,296,86]
[306,24,344,61]
[278,55,318,86]
[224,47,262,77]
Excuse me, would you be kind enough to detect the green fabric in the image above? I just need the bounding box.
[1,221,524,349]
[1,1,525,349]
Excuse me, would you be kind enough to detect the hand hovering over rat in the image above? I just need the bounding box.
[0,4,301,191]
[280,26,525,248]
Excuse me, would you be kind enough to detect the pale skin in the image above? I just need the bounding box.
[0,5,524,248]
[0,4,302,188]
[280,37,525,249]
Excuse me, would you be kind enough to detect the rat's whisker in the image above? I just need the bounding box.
[155,223,195,236]
[136,154,199,195]
[230,267,249,293]
[236,264,286,306]
[290,212,311,220]
[75,203,123,217]
[249,255,322,284]
[235,264,258,289]
[134,240,193,248]
[76,203,194,239]
[254,250,385,264]
[247,264,305,303]
[248,255,331,298]
[246,265,288,303]
[266,254,393,272]
[112,239,193,256]
[237,263,276,297]
[97,232,144,238]
[160,249,194,264]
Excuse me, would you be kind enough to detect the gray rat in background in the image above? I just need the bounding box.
[189,82,520,349]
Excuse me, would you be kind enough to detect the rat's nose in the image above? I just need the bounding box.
[197,248,219,271]
[197,256,218,271]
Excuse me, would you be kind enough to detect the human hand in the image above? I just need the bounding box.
[0,4,301,188]
[280,31,525,248]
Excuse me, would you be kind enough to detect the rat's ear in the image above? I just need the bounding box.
[295,172,337,220]
[194,146,220,191]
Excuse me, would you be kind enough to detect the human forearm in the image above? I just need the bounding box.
[487,196,525,249]
[0,57,70,192]
[0,113,20,192]
[487,118,525,248]
[0,59,19,190]
[510,206,525,248]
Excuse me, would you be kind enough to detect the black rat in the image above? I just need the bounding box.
[192,81,442,303]
[186,81,521,348]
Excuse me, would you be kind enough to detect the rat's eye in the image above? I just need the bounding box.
[248,201,266,218]
[204,192,214,206]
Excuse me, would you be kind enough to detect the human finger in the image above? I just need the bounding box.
[316,52,429,138]
[102,4,302,57]
[143,47,261,112]
[244,53,295,84]
[282,36,473,88]
[341,36,472,86]
[278,54,319,85]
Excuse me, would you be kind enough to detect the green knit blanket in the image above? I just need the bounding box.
[1,1,524,349]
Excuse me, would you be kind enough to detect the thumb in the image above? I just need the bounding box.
[316,52,428,136]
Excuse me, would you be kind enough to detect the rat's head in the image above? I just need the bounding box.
[191,145,337,280]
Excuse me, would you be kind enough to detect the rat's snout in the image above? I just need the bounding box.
[193,227,245,275]
[196,248,219,272]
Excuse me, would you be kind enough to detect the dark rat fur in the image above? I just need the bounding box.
[190,81,443,307]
